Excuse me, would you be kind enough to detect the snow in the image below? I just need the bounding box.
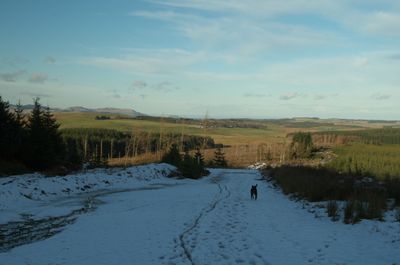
[1,165,400,265]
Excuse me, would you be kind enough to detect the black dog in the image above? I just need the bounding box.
[250,185,258,200]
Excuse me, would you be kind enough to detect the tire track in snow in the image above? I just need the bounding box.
[177,175,230,265]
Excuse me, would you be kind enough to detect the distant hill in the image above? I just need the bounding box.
[64,106,146,117]
[10,104,146,117]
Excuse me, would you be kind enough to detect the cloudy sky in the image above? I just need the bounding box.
[0,0,399,119]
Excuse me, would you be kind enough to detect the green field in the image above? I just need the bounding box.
[55,112,392,146]
[55,112,400,168]
[55,112,288,146]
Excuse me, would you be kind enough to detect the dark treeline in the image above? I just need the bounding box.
[0,96,216,175]
[61,128,216,162]
[313,127,400,146]
[95,115,111,120]
[0,97,76,174]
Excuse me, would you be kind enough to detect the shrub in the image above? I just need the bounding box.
[268,166,354,202]
[289,132,313,159]
[162,144,181,167]
[213,148,228,167]
[395,208,400,222]
[344,200,360,224]
[162,146,207,179]
[267,166,389,223]
[326,201,339,221]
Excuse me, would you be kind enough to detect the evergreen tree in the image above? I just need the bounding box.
[213,147,228,167]
[13,101,27,161]
[180,151,197,178]
[180,150,206,179]
[14,101,25,126]
[64,138,82,168]
[25,99,65,170]
[194,148,204,166]
[162,144,182,167]
[0,96,22,160]
[43,106,65,159]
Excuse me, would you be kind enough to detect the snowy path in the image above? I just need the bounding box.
[1,167,400,265]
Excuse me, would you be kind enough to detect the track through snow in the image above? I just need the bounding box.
[1,167,400,265]
[169,170,271,265]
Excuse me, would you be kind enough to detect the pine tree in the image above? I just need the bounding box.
[13,101,27,161]
[213,147,228,167]
[180,151,196,178]
[14,101,25,126]
[0,96,22,160]
[64,137,82,168]
[43,106,65,159]
[25,98,65,170]
[162,144,182,167]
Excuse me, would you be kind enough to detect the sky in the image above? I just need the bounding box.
[0,0,399,119]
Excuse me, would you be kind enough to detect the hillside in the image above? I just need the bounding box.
[1,166,399,264]
[10,104,146,117]
[51,111,400,167]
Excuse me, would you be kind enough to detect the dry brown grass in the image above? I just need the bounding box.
[108,152,162,167]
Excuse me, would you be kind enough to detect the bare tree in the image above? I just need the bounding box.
[201,111,209,151]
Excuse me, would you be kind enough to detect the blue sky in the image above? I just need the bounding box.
[0,0,399,119]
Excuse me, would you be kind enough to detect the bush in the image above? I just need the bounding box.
[353,187,386,220]
[395,208,400,222]
[344,200,360,224]
[385,179,400,206]
[162,146,208,179]
[213,148,228,167]
[162,144,181,167]
[267,165,390,223]
[268,166,353,201]
[326,201,339,221]
[289,132,313,159]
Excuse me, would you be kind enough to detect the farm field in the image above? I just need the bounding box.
[55,112,400,167]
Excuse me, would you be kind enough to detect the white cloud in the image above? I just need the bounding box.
[149,0,341,17]
[0,70,26,82]
[358,11,400,37]
[279,92,300,100]
[144,0,400,42]
[132,80,147,89]
[29,73,48,83]
[106,90,121,99]
[20,92,51,98]
[314,94,326,100]
[132,8,338,58]
[44,56,56,64]
[371,93,391,100]
[0,57,29,67]
[81,49,213,75]
[154,81,179,92]
[243,93,269,98]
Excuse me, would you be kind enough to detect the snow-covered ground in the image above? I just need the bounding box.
[1,165,400,265]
